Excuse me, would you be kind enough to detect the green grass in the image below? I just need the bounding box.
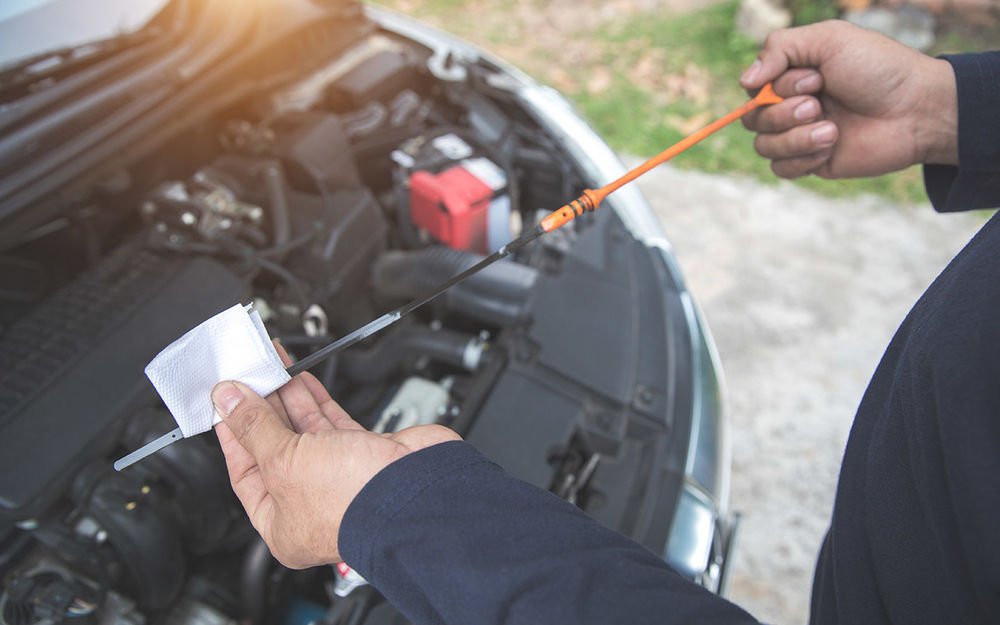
[564,1,928,203]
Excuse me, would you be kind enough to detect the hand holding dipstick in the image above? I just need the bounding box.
[114,83,783,470]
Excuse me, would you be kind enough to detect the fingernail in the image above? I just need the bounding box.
[794,74,821,94]
[212,382,244,417]
[811,123,836,146]
[740,60,761,85]
[793,99,818,121]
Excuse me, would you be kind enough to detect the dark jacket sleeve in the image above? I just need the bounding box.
[924,51,1000,211]
[339,441,758,625]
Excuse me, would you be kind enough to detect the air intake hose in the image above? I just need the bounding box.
[339,325,489,382]
[372,247,537,326]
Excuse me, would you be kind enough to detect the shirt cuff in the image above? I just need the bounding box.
[923,52,1000,212]
[338,440,492,578]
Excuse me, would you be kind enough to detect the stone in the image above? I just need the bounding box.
[736,0,793,44]
[844,6,937,51]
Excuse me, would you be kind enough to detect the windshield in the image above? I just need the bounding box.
[0,0,169,69]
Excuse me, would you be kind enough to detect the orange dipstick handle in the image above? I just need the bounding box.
[539,82,783,232]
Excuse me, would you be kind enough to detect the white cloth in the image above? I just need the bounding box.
[144,303,291,437]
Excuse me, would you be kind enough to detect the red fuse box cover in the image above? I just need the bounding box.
[410,164,494,254]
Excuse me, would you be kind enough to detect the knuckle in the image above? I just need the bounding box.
[828,19,850,32]
[771,160,798,179]
[231,463,259,491]
[755,109,783,133]
[791,129,812,153]
[301,408,327,429]
[761,30,778,51]
[789,125,820,153]
[753,134,771,157]
[743,108,769,132]
[822,19,852,42]
[763,27,790,51]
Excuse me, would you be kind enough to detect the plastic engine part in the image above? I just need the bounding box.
[0,241,246,520]
[409,158,510,254]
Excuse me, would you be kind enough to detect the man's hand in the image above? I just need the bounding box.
[740,20,957,179]
[212,343,460,569]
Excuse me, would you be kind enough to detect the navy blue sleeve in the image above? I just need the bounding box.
[924,51,1000,211]
[339,441,758,625]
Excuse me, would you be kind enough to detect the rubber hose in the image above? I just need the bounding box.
[339,325,486,383]
[261,165,290,250]
[372,247,537,326]
[240,538,273,625]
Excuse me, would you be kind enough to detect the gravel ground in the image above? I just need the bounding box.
[633,164,986,624]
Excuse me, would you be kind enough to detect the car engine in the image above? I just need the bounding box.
[0,2,713,623]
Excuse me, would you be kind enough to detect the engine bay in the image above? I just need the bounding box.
[0,7,696,624]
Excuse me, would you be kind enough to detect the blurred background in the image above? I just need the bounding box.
[368,1,997,622]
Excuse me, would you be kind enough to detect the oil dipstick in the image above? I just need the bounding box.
[114,83,783,470]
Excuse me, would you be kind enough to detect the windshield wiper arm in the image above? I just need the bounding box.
[0,28,161,98]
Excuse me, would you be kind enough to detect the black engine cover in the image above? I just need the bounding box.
[0,242,245,520]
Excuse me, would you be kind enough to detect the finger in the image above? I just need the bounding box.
[270,341,338,433]
[260,342,295,426]
[214,421,270,519]
[272,339,363,431]
[772,68,823,97]
[279,376,335,434]
[742,67,823,129]
[268,340,329,431]
[754,120,838,160]
[740,22,844,89]
[273,340,294,368]
[275,371,328,433]
[212,381,297,464]
[743,95,821,133]
[297,372,365,431]
[320,397,365,431]
[771,148,833,179]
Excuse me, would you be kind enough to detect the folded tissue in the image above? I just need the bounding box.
[144,303,291,437]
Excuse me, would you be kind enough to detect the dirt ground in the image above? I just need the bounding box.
[634,163,986,623]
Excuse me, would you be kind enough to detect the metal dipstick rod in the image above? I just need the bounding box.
[114,84,783,471]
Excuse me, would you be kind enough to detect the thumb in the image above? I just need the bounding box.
[740,22,841,89]
[212,381,296,464]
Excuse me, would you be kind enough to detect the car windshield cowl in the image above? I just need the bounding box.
[0,0,174,98]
